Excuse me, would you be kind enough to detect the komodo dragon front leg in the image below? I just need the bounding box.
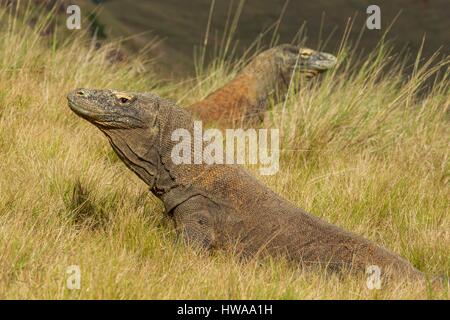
[171,196,261,261]
[171,196,219,250]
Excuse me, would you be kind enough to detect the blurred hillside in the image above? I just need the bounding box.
[72,0,450,74]
[22,0,450,75]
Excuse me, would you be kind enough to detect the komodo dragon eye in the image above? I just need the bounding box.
[113,92,135,105]
[300,51,312,59]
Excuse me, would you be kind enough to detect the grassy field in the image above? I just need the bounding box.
[0,5,449,299]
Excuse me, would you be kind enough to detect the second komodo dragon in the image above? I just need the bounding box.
[188,44,337,127]
[67,88,423,280]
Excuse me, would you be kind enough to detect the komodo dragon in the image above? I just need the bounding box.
[187,44,337,127]
[67,88,424,281]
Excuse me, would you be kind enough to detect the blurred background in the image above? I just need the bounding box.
[31,0,450,75]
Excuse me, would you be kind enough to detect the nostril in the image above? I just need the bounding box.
[76,90,85,96]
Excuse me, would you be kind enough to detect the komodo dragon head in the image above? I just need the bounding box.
[67,89,164,186]
[68,89,152,130]
[243,44,337,86]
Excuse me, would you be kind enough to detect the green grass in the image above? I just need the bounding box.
[0,4,448,299]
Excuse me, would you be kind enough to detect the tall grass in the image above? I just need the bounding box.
[0,4,448,299]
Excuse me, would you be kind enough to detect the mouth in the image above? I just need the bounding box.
[303,69,320,78]
[67,94,97,120]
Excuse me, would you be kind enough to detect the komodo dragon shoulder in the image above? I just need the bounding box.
[68,88,423,281]
[187,44,337,127]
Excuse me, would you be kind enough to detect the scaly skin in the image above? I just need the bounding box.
[187,44,337,127]
[67,88,423,280]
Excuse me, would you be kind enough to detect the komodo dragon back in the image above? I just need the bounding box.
[67,88,424,282]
